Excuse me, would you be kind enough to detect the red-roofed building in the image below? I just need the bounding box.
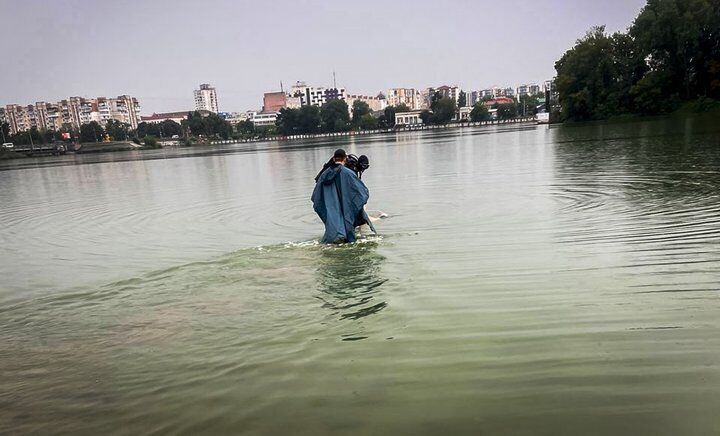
[140,110,210,125]
[483,96,515,107]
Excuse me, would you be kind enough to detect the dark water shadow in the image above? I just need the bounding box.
[314,242,388,329]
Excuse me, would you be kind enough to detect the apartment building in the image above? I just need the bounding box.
[517,84,541,97]
[3,95,141,134]
[194,83,219,113]
[289,81,346,107]
[386,88,422,110]
[429,85,462,103]
[345,94,387,114]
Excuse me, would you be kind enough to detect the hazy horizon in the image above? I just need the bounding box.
[1,0,646,114]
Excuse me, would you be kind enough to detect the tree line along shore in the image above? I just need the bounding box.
[556,0,720,121]
[1,95,539,159]
[3,0,718,160]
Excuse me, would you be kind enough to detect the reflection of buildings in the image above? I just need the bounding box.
[3,95,141,134]
[194,83,219,113]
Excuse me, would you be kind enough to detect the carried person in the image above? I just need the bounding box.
[311,149,376,244]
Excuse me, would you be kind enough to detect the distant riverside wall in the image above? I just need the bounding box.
[206,116,538,146]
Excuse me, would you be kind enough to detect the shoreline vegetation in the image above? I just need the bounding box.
[2,103,718,161]
[3,0,718,159]
[556,0,720,122]
[1,116,537,160]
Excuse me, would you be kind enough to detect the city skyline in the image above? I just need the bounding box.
[1,0,647,113]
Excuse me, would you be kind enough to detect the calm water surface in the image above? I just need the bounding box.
[1,116,720,435]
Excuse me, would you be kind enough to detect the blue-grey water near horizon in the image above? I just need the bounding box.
[1,115,719,435]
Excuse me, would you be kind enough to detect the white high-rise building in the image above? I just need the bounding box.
[289,81,346,107]
[194,83,219,113]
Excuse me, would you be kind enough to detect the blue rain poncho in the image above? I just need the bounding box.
[311,164,376,243]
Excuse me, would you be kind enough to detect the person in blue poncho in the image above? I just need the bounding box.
[311,148,376,244]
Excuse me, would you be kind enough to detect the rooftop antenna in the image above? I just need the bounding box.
[280,80,284,93]
[333,70,337,89]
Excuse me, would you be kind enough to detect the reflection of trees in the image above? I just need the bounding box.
[315,243,388,321]
[552,116,720,204]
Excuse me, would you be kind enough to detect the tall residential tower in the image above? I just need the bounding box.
[194,83,219,113]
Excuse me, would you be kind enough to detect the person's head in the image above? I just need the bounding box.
[333,148,347,164]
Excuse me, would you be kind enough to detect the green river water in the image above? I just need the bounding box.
[1,115,719,435]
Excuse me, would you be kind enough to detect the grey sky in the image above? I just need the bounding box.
[0,0,646,114]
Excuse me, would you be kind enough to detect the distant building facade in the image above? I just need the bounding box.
[395,110,424,126]
[430,85,462,103]
[516,83,541,97]
[3,95,141,134]
[345,94,387,114]
[286,96,302,109]
[194,83,219,113]
[263,92,287,112]
[289,81,346,107]
[141,111,194,125]
[483,96,515,107]
[250,112,278,127]
[386,88,422,110]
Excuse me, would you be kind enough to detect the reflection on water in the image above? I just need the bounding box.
[315,241,388,340]
[2,115,720,435]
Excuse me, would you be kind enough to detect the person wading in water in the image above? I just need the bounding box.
[311,148,376,244]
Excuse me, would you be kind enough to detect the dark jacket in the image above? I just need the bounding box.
[311,164,375,243]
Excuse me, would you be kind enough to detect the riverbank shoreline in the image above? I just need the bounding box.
[205,116,538,146]
[2,116,539,160]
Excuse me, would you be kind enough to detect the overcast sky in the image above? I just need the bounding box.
[0,0,646,114]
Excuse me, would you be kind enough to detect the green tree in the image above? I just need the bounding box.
[206,113,233,139]
[135,122,160,138]
[376,114,389,129]
[277,106,322,135]
[458,91,467,107]
[470,103,490,121]
[419,110,432,125]
[320,99,350,132]
[631,0,720,100]
[517,94,542,116]
[276,107,301,135]
[256,125,277,138]
[351,100,371,127]
[159,119,182,137]
[105,119,130,141]
[382,106,396,127]
[298,106,322,134]
[555,0,720,120]
[555,26,619,120]
[236,120,255,137]
[382,104,411,128]
[496,103,518,119]
[358,113,378,130]
[79,121,104,143]
[143,136,160,149]
[1,122,10,143]
[40,128,53,144]
[183,111,208,136]
[430,97,456,124]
